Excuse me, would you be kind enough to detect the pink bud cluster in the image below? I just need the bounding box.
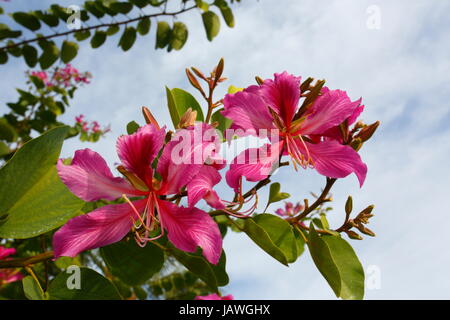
[29,64,92,88]
[75,114,110,135]
[0,246,23,286]
[275,202,304,218]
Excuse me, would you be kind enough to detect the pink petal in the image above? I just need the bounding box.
[348,104,364,125]
[301,90,362,135]
[187,166,225,210]
[300,140,367,187]
[226,142,283,193]
[195,293,234,300]
[57,149,140,202]
[53,200,147,258]
[157,123,221,195]
[222,90,275,138]
[260,72,301,126]
[0,246,16,260]
[158,200,222,265]
[116,124,166,183]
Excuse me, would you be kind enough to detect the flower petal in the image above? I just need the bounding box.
[116,124,166,183]
[187,165,225,209]
[226,142,283,193]
[53,200,147,258]
[301,90,362,135]
[195,293,234,300]
[57,149,139,202]
[0,246,16,260]
[300,140,367,187]
[158,200,222,265]
[157,123,221,195]
[260,72,301,126]
[222,90,274,137]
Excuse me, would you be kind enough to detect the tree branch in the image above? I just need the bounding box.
[0,251,54,269]
[1,5,197,52]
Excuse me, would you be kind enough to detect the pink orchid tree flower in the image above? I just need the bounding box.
[222,72,368,192]
[53,122,225,264]
[195,293,234,300]
[0,246,23,286]
[275,201,304,218]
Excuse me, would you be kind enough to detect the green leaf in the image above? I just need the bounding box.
[0,117,17,142]
[293,227,306,258]
[169,248,219,292]
[22,45,38,68]
[91,31,107,48]
[195,0,210,11]
[268,182,290,206]
[38,42,59,69]
[12,12,41,31]
[126,121,140,134]
[137,17,151,35]
[0,126,84,239]
[215,1,235,28]
[253,214,298,263]
[0,23,22,40]
[61,41,78,63]
[165,87,204,128]
[130,0,149,8]
[227,85,243,94]
[211,109,232,140]
[84,1,105,18]
[202,11,221,41]
[47,267,121,300]
[22,276,46,300]
[242,216,288,265]
[155,21,171,49]
[169,22,188,50]
[0,51,7,64]
[118,27,136,51]
[106,25,120,36]
[0,141,10,158]
[100,239,164,286]
[110,2,133,14]
[74,30,91,41]
[308,225,365,300]
[33,10,59,27]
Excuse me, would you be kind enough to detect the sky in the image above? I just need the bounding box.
[1,0,450,299]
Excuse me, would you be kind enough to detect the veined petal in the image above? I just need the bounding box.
[57,149,140,202]
[260,72,301,126]
[301,90,361,135]
[187,165,225,209]
[299,140,367,187]
[222,90,274,137]
[116,124,166,183]
[226,142,283,193]
[0,246,16,260]
[157,123,221,195]
[158,200,222,265]
[53,200,147,258]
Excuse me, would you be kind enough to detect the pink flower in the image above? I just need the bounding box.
[53,123,224,264]
[195,293,234,300]
[75,114,85,124]
[222,72,367,192]
[275,201,304,217]
[0,246,23,286]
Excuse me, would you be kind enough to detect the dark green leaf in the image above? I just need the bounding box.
[100,239,164,286]
[33,10,59,27]
[38,42,59,69]
[268,182,290,206]
[126,121,140,134]
[155,21,171,49]
[47,267,121,300]
[170,22,188,50]
[0,141,10,158]
[0,118,17,142]
[110,2,133,14]
[106,25,120,36]
[61,41,78,63]
[308,225,365,300]
[0,126,84,239]
[74,30,91,41]
[22,45,38,68]
[118,27,136,51]
[202,11,220,41]
[215,1,235,27]
[137,17,151,36]
[0,51,7,64]
[22,276,46,300]
[12,12,41,31]
[84,1,105,18]
[91,31,107,48]
[130,0,149,8]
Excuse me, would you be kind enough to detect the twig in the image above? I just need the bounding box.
[0,251,54,269]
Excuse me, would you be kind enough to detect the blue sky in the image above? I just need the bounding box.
[1,0,450,299]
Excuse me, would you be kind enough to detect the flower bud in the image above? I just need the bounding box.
[345,196,353,215]
[185,68,204,93]
[356,121,380,142]
[142,106,160,129]
[345,230,363,240]
[255,76,264,85]
[179,108,197,128]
